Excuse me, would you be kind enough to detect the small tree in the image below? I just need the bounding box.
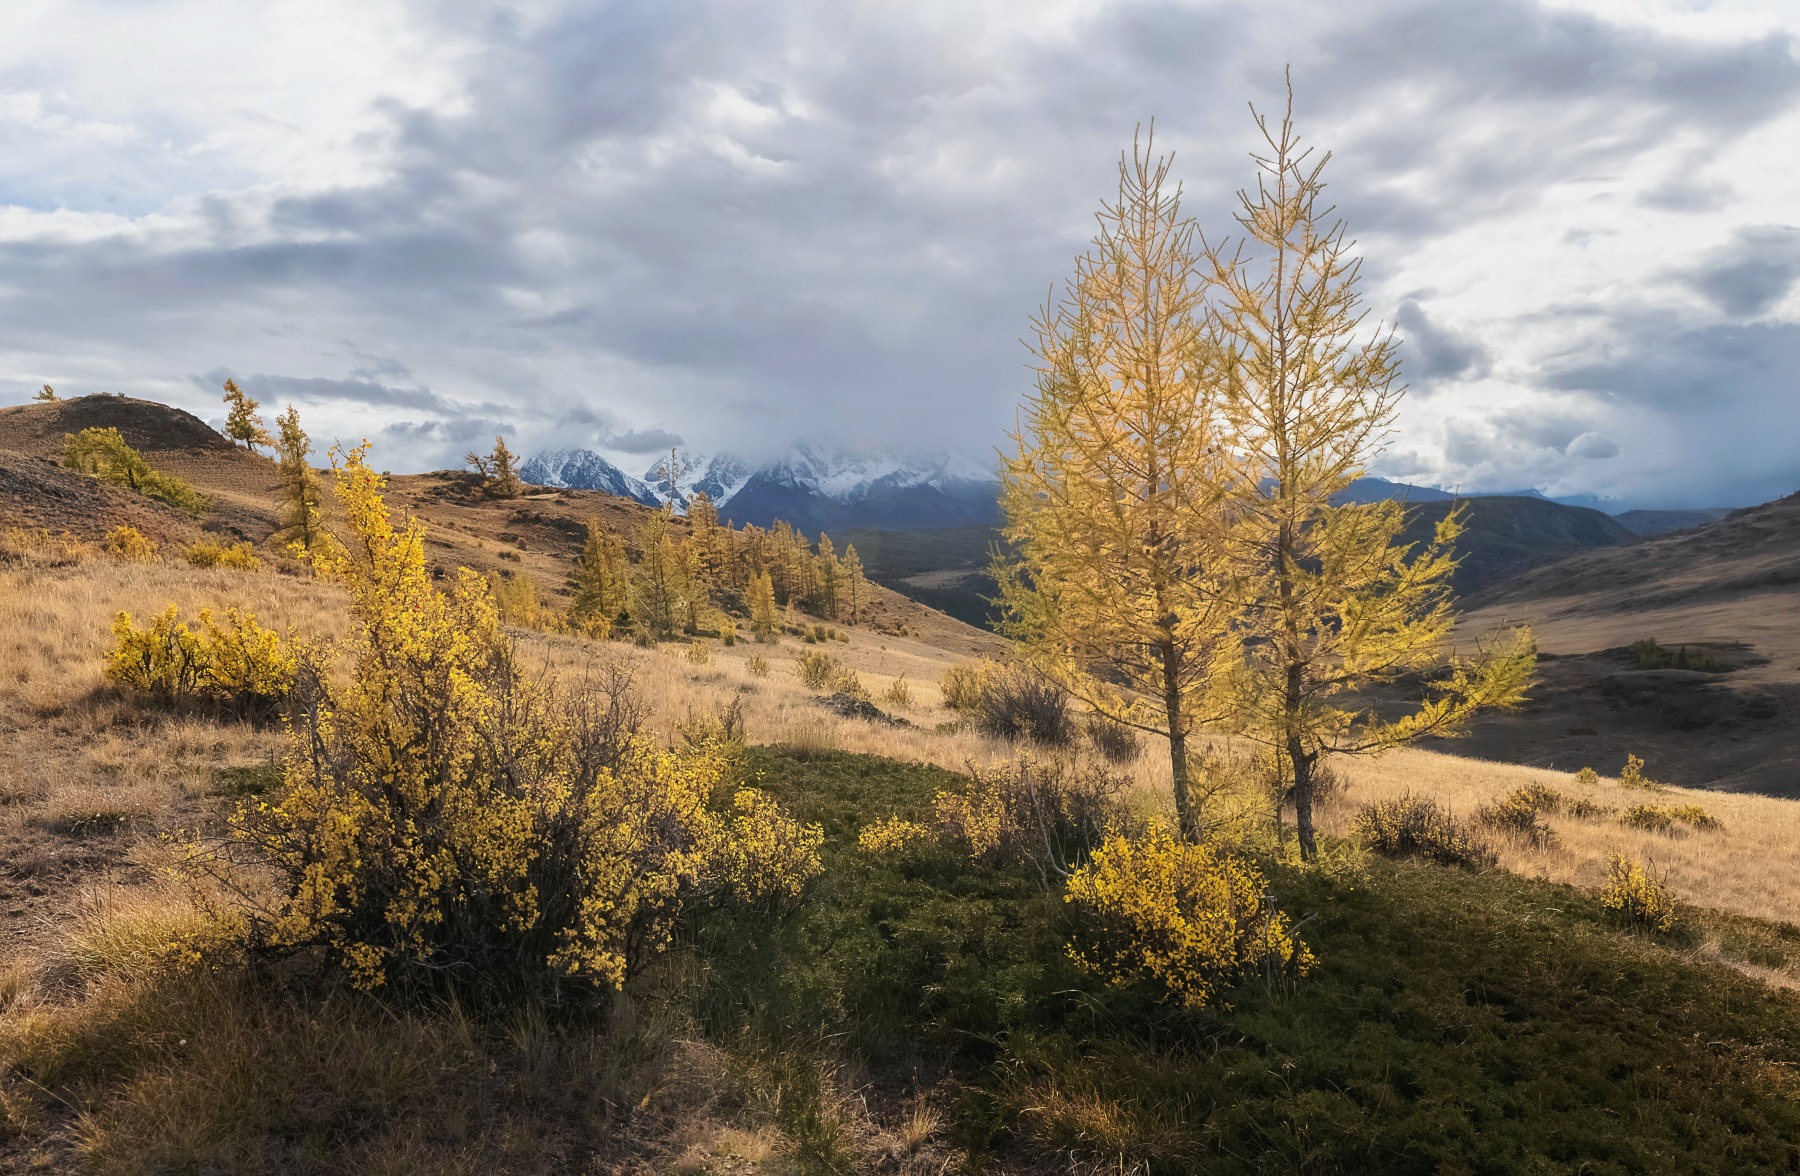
[1206,82,1533,861]
[466,435,524,499]
[631,510,681,637]
[748,571,779,640]
[571,521,630,631]
[33,384,57,403]
[842,543,866,624]
[271,405,326,552]
[64,426,209,515]
[222,378,272,451]
[998,131,1236,841]
[814,534,839,620]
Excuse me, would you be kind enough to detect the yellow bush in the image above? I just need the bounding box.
[1064,823,1315,1009]
[103,525,157,562]
[745,654,770,678]
[1617,753,1659,791]
[186,540,262,572]
[1601,851,1676,933]
[1,525,92,566]
[105,605,296,717]
[1621,803,1721,834]
[857,817,935,855]
[939,660,994,711]
[685,639,712,666]
[231,447,788,1000]
[1574,766,1599,786]
[793,649,838,690]
[884,674,912,708]
[716,789,824,907]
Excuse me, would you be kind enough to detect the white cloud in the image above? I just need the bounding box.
[0,0,1795,509]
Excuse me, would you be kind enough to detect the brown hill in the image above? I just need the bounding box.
[0,394,1001,658]
[1446,493,1800,795]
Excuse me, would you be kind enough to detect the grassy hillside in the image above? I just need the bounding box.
[6,393,1800,1171]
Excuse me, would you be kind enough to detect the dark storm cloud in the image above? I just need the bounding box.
[1687,225,1800,317]
[4,0,1800,507]
[1393,298,1489,383]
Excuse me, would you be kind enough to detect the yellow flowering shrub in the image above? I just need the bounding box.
[938,660,995,712]
[103,525,157,562]
[1064,823,1315,1009]
[1574,766,1599,786]
[105,604,296,717]
[233,447,803,1000]
[1621,803,1721,834]
[857,817,935,856]
[186,540,262,571]
[715,789,824,907]
[1601,852,1676,933]
[1617,753,1660,791]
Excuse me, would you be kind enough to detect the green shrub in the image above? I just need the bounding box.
[1353,794,1497,870]
[64,427,209,515]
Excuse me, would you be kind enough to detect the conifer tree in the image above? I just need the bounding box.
[271,405,326,551]
[570,520,630,632]
[748,571,779,641]
[631,510,680,637]
[1205,83,1533,860]
[842,543,865,625]
[814,534,839,620]
[222,378,272,451]
[998,130,1236,841]
[33,384,56,403]
[466,436,524,499]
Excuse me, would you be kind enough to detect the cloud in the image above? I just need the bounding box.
[0,0,1798,510]
[609,427,686,454]
[1686,224,1800,317]
[1394,298,1490,383]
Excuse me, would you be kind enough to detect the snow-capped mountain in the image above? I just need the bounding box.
[521,442,1002,531]
[518,450,659,504]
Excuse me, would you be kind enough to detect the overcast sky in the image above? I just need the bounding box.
[2,0,1798,508]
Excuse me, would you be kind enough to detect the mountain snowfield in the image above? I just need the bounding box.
[519,442,1004,531]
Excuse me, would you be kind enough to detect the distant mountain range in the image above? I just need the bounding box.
[522,445,1739,538]
[520,443,1002,532]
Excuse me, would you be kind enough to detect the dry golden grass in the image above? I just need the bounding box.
[1325,746,1800,927]
[6,553,1800,985]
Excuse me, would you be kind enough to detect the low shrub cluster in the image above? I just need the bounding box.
[1,524,93,566]
[1601,852,1677,933]
[185,540,262,571]
[1574,766,1599,786]
[933,757,1125,881]
[1474,783,1562,847]
[1083,712,1140,764]
[793,649,839,690]
[1063,822,1314,1009]
[103,525,157,562]
[1631,638,1728,672]
[937,659,1070,746]
[1621,803,1722,834]
[1352,794,1497,870]
[105,604,297,719]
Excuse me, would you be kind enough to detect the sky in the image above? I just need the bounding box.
[1,0,1798,509]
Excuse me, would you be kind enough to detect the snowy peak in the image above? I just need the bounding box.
[522,440,1001,531]
[518,449,657,504]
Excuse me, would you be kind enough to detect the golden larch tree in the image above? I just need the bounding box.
[223,378,272,450]
[271,405,327,552]
[998,131,1238,841]
[570,521,630,632]
[748,570,779,640]
[1206,83,1534,860]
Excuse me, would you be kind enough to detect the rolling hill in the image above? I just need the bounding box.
[1452,492,1800,794]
